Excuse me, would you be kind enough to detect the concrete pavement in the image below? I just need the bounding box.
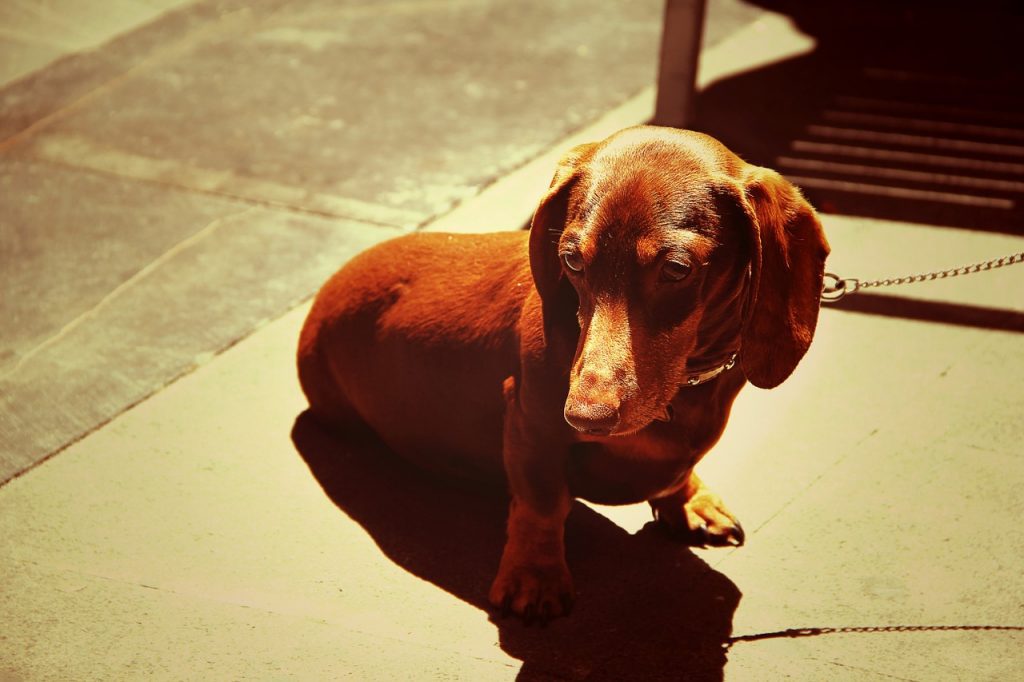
[2,0,1024,679]
[2,225,1021,679]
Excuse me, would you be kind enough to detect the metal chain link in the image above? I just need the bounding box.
[821,251,1024,302]
[727,623,1024,649]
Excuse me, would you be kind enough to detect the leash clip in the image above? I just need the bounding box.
[821,272,858,303]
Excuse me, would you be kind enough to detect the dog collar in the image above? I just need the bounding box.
[657,351,740,423]
[683,352,738,387]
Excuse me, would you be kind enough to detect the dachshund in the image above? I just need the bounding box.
[297,125,830,623]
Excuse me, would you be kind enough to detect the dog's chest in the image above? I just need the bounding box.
[564,382,742,505]
[566,425,702,505]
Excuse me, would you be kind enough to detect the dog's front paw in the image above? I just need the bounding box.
[651,489,745,548]
[488,556,574,624]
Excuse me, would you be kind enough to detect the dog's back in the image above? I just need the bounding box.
[298,230,532,480]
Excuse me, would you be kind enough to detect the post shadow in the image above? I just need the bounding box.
[826,291,1024,333]
[291,410,741,681]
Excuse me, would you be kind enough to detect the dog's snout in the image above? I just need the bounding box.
[564,401,619,435]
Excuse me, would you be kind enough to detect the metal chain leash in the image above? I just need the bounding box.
[726,623,1024,649]
[821,251,1024,302]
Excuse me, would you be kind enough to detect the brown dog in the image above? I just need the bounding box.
[298,125,829,622]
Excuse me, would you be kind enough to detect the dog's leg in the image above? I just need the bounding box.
[488,378,574,623]
[650,472,745,547]
[490,493,573,622]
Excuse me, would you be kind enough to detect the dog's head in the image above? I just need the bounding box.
[529,126,829,436]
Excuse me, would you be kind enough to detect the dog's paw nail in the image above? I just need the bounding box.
[695,522,711,546]
[523,603,537,626]
[731,521,746,546]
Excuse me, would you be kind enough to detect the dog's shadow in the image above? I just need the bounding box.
[292,411,741,681]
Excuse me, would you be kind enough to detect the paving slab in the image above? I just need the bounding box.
[3,0,670,221]
[0,0,194,88]
[0,160,400,479]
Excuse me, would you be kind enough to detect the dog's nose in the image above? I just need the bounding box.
[564,402,619,435]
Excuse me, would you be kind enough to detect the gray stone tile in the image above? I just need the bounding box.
[0,0,232,141]
[0,163,399,480]
[0,158,243,376]
[7,0,667,219]
[0,34,64,90]
[0,0,195,88]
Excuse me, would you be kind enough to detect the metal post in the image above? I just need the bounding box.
[653,0,707,129]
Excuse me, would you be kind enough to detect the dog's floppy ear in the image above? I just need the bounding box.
[739,166,830,389]
[529,143,595,306]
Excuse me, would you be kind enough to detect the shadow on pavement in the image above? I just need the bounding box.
[292,410,741,681]
[694,0,1024,236]
[827,292,1024,332]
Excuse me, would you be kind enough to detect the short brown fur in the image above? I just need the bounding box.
[298,126,829,621]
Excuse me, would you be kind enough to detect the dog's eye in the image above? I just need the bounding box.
[563,252,584,273]
[660,260,692,282]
